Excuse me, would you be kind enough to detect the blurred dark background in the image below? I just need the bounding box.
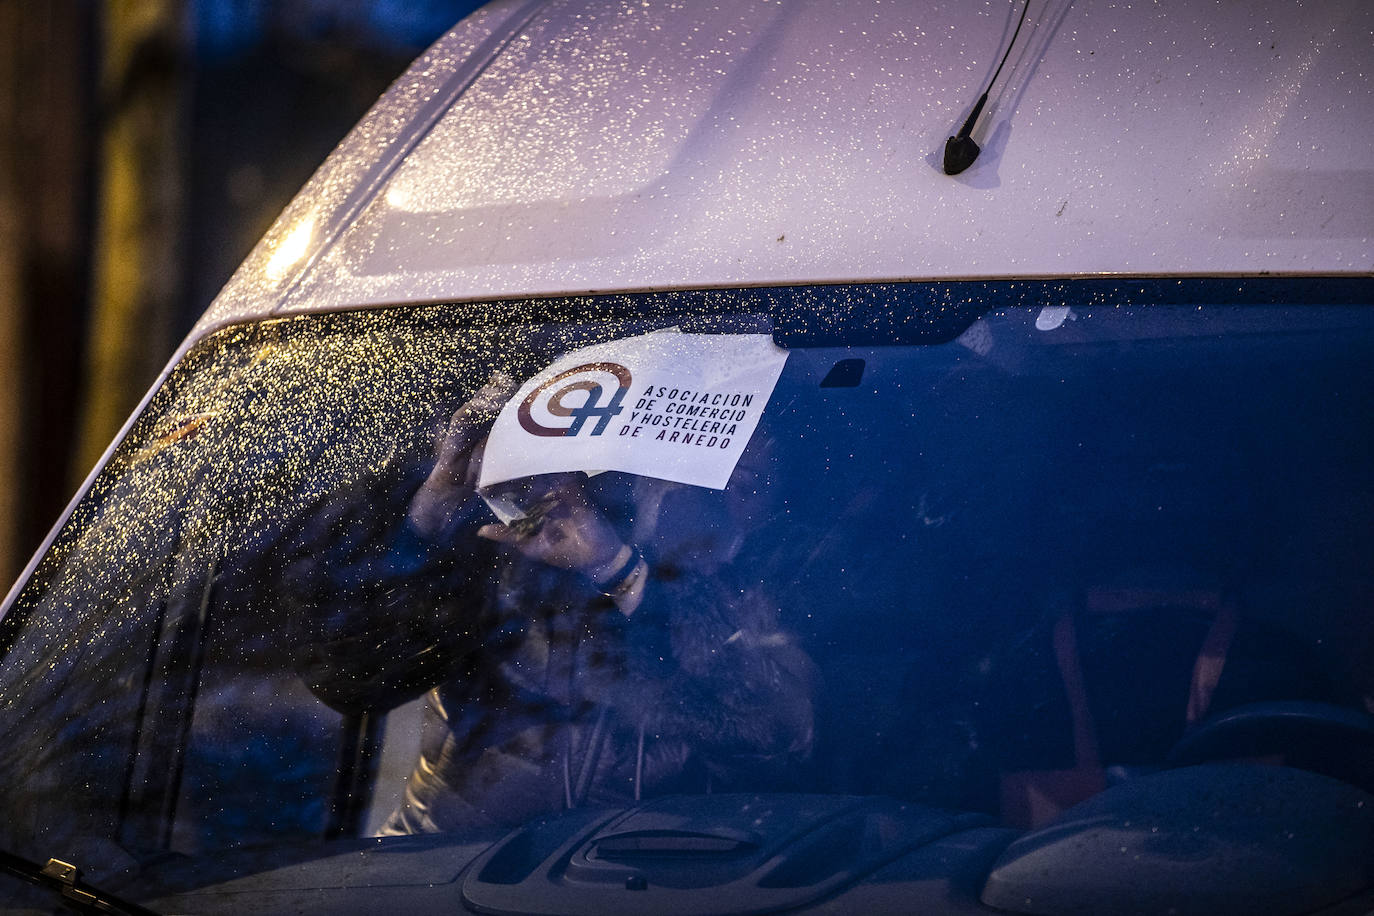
[0,0,486,587]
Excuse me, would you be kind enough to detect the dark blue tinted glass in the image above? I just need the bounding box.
[1,286,1371,912]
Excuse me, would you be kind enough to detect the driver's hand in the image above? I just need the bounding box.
[476,475,626,579]
[407,372,515,538]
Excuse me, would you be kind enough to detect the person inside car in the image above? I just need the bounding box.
[270,374,816,833]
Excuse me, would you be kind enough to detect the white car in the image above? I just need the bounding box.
[2,1,1372,913]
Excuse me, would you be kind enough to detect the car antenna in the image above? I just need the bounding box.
[943,0,1032,175]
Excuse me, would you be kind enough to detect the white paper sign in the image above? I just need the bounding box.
[478,329,788,492]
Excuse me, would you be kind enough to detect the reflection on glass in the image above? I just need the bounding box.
[0,293,1370,910]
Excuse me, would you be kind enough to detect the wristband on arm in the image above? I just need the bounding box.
[593,545,644,596]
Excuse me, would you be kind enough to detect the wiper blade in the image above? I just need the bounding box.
[0,848,157,915]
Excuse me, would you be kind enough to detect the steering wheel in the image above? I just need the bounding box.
[1166,700,1374,793]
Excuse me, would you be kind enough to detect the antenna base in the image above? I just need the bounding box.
[943,134,981,175]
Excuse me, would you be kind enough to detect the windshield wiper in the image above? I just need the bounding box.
[0,848,157,915]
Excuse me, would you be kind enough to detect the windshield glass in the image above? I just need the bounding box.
[1,285,1372,913]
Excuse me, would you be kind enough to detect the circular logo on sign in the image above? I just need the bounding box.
[517,362,633,437]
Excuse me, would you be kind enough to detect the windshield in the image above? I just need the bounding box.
[1,284,1372,914]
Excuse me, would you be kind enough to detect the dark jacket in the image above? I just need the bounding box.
[271,464,815,831]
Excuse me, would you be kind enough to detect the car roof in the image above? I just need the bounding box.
[197,0,1373,343]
